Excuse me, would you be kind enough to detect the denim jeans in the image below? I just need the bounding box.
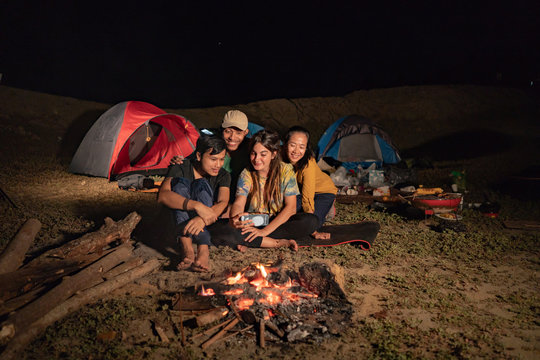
[171,177,213,246]
[296,193,336,228]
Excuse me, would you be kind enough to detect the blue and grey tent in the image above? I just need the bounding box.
[316,115,401,169]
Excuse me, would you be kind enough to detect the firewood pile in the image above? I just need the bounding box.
[0,212,161,360]
[173,261,353,349]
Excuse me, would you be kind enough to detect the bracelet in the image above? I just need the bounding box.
[183,198,189,210]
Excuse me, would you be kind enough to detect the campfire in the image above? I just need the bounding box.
[173,260,353,349]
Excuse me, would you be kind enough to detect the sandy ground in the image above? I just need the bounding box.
[0,84,539,359]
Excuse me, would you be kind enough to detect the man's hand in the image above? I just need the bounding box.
[193,203,217,226]
[184,217,205,236]
[169,156,184,166]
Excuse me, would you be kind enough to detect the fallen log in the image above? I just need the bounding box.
[0,258,161,360]
[0,244,133,342]
[0,219,41,274]
[23,212,141,267]
[0,253,105,302]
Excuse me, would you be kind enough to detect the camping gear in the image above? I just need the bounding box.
[69,101,199,180]
[296,221,380,249]
[117,174,154,190]
[317,115,401,169]
[411,193,462,213]
[369,170,385,187]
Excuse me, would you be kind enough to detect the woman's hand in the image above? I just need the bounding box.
[229,212,252,229]
[242,226,268,242]
[184,217,205,236]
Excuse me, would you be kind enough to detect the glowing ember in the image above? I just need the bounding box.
[201,262,319,315]
[199,285,215,296]
[236,297,255,311]
[222,288,244,296]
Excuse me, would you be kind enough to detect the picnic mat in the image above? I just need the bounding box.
[296,221,380,249]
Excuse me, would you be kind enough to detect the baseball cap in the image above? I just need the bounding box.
[222,110,248,131]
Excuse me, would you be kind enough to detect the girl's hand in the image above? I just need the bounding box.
[230,212,252,229]
[242,227,268,242]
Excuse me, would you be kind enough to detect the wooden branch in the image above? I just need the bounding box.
[0,253,104,302]
[195,306,229,327]
[0,286,47,318]
[24,212,141,267]
[0,219,41,274]
[103,257,144,280]
[201,318,239,349]
[0,258,160,360]
[0,244,133,342]
[258,318,265,348]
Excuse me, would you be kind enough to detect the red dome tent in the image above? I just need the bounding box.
[69,101,199,180]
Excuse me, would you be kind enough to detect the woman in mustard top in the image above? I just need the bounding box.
[283,126,338,240]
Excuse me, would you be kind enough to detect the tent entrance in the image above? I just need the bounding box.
[129,122,163,166]
[337,133,382,162]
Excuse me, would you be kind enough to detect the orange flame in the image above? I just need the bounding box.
[199,285,215,296]
[224,272,248,285]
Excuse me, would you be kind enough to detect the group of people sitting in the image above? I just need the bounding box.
[157,110,338,272]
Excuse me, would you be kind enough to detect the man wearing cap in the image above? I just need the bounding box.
[170,110,253,205]
[220,110,251,195]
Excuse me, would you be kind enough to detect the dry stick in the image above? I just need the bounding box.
[1,258,161,360]
[191,318,233,341]
[194,306,229,327]
[258,318,266,348]
[103,257,144,280]
[201,318,240,349]
[177,294,186,346]
[0,219,41,274]
[0,244,133,342]
[214,324,254,344]
[24,212,141,267]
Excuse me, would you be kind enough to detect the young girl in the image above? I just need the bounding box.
[213,130,318,250]
[283,126,337,240]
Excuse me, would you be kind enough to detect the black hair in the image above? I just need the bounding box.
[195,135,226,159]
[283,125,315,172]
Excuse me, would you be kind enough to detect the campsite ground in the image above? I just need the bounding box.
[0,85,539,359]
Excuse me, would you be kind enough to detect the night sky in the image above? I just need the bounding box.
[1,1,539,108]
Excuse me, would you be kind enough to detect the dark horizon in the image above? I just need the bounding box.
[1,1,538,108]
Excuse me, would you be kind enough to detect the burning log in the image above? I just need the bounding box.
[0,244,133,343]
[1,258,160,360]
[0,219,41,274]
[24,212,141,267]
